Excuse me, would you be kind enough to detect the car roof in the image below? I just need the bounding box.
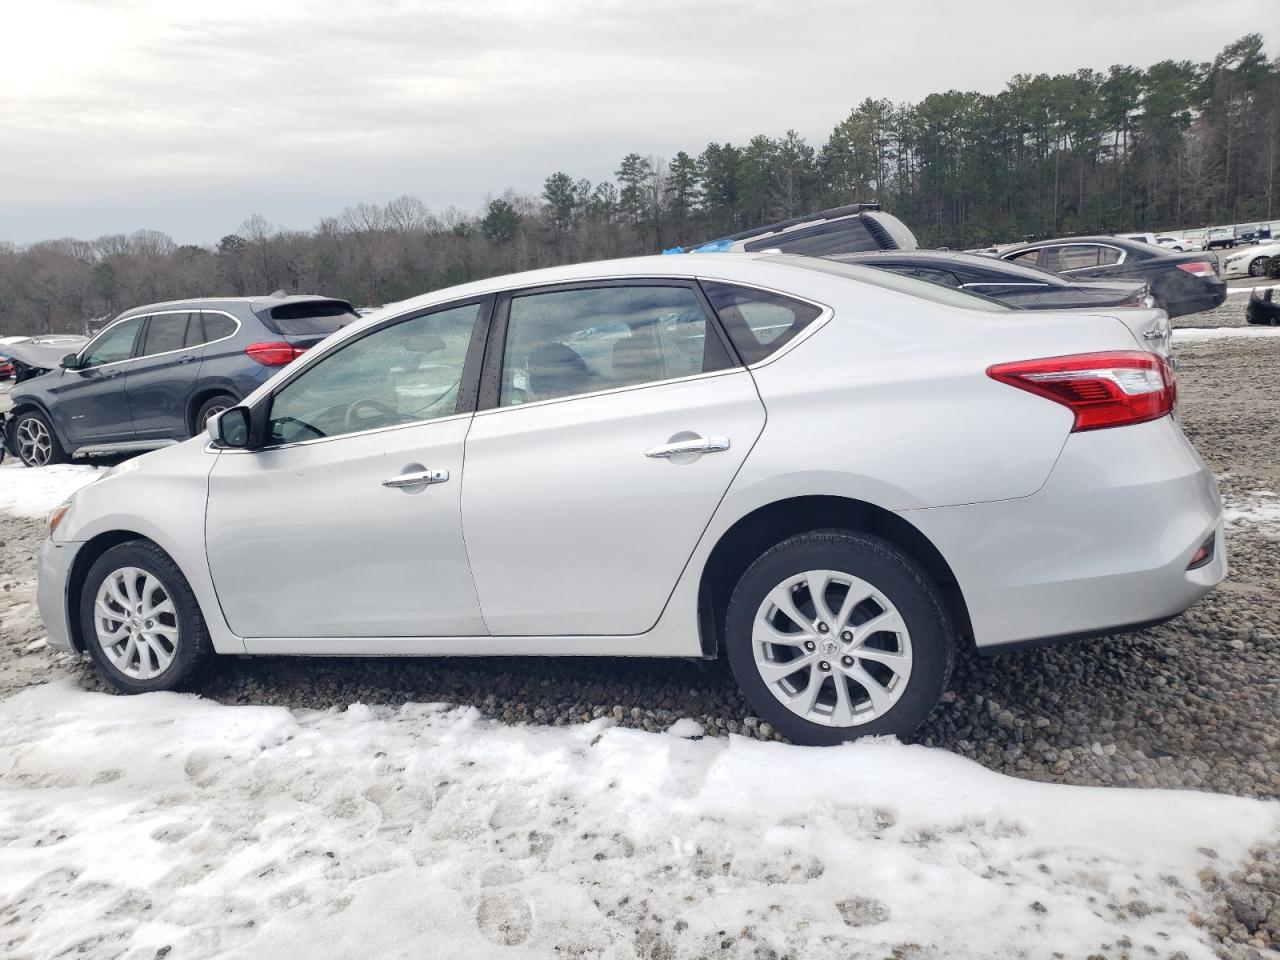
[999,235,1159,258]
[115,293,348,321]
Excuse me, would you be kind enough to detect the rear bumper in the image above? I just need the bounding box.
[902,416,1225,649]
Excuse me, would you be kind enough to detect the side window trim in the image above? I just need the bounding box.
[474,278,740,413]
[252,294,495,450]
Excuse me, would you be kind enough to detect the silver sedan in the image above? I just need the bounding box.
[37,253,1224,744]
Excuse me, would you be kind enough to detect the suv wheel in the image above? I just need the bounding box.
[724,530,954,745]
[193,394,239,437]
[80,541,213,693]
[12,410,68,467]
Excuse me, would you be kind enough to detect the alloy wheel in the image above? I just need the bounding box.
[93,566,180,680]
[1249,257,1268,278]
[15,417,52,466]
[752,569,912,727]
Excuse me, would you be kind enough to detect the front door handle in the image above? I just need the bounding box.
[178,354,198,364]
[645,436,730,459]
[382,469,449,488]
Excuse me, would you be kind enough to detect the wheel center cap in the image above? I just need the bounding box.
[820,639,838,656]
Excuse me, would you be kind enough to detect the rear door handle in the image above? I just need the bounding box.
[645,436,730,459]
[382,469,449,488]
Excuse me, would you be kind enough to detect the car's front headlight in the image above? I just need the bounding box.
[47,501,71,539]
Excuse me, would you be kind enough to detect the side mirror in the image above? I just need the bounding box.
[61,353,81,370]
[207,406,252,449]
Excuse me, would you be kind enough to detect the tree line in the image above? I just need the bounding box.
[2,34,1276,335]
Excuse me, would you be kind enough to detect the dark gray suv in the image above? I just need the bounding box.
[4,294,357,466]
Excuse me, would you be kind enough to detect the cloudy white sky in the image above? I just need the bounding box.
[1,0,1273,245]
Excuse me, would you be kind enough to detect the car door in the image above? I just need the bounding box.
[51,315,145,445]
[204,297,493,640]
[125,311,204,438]
[461,280,766,636]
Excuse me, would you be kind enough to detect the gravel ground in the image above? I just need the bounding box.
[2,317,1278,956]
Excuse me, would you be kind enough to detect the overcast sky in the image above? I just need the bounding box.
[1,0,1274,245]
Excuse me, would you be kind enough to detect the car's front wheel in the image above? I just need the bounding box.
[1248,256,1270,278]
[724,530,954,745]
[12,410,68,467]
[80,541,213,693]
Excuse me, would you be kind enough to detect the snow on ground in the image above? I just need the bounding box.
[0,461,102,518]
[1173,324,1280,341]
[1227,282,1280,295]
[2,682,1275,959]
[1224,489,1280,539]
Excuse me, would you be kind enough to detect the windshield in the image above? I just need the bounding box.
[765,254,1012,312]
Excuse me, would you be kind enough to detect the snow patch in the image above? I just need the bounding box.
[1173,325,1280,341]
[1223,489,1280,539]
[0,461,102,518]
[667,717,704,738]
[1,681,1273,959]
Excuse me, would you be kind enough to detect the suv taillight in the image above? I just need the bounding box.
[987,351,1176,432]
[245,342,308,366]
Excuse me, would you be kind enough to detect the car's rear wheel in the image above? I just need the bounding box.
[193,394,239,437]
[80,541,213,693]
[724,530,954,745]
[1248,257,1270,278]
[12,410,68,467]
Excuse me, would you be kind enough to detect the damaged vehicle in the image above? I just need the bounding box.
[0,335,89,383]
[3,294,357,467]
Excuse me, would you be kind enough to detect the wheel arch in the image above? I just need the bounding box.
[185,387,240,436]
[65,531,174,652]
[696,495,973,658]
[6,398,69,453]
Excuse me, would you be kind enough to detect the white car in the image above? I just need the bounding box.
[1220,242,1280,279]
[36,254,1225,744]
[1116,233,1199,253]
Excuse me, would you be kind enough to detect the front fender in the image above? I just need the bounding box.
[52,440,245,654]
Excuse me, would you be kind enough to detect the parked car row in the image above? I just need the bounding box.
[37,252,1223,746]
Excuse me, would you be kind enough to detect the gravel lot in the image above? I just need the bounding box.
[2,297,1278,954]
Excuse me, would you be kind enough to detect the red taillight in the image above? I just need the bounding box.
[245,342,308,366]
[987,351,1176,432]
[1176,261,1216,278]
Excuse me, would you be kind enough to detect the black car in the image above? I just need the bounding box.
[824,250,1151,310]
[1246,287,1280,326]
[3,294,357,467]
[676,203,918,256]
[995,236,1227,319]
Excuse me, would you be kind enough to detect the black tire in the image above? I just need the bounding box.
[1248,257,1269,278]
[11,409,68,467]
[724,530,954,746]
[192,394,239,437]
[80,541,213,693]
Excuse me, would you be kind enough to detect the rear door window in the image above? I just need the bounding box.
[1044,244,1112,272]
[701,281,823,365]
[140,313,190,357]
[498,285,731,407]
